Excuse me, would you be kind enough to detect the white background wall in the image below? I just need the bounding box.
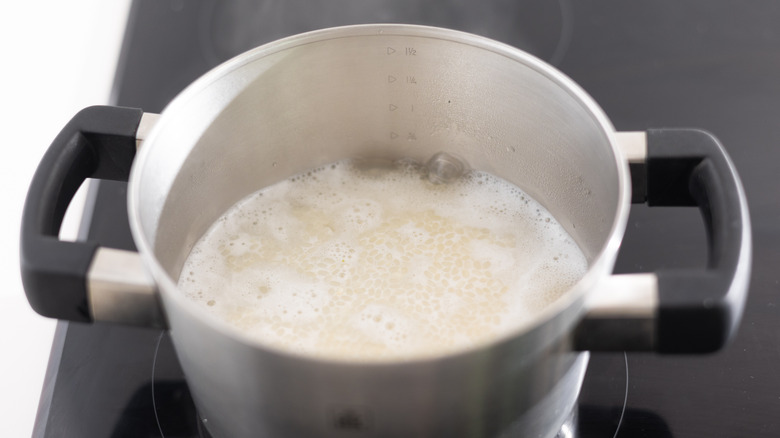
[0,1,130,435]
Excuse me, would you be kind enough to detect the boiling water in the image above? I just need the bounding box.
[178,159,587,361]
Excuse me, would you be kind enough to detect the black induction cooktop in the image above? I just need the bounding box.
[32,1,780,437]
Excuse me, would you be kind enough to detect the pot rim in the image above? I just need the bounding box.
[127,23,631,365]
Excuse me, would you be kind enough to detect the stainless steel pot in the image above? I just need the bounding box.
[21,25,751,438]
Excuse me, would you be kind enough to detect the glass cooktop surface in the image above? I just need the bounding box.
[33,1,780,437]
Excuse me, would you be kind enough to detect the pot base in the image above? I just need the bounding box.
[193,355,587,438]
[194,406,579,438]
[554,407,577,438]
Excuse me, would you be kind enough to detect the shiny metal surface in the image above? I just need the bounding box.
[137,24,630,273]
[496,353,588,438]
[615,131,647,163]
[87,247,165,328]
[425,151,469,184]
[125,24,631,438]
[586,274,658,319]
[135,112,161,149]
[714,134,752,340]
[575,274,657,351]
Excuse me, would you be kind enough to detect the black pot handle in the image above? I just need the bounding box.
[645,129,751,353]
[576,129,751,354]
[20,106,143,322]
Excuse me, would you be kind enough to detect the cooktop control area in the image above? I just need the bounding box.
[34,1,780,437]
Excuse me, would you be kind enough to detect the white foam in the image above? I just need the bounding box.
[178,159,588,361]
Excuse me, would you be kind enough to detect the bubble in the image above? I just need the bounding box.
[178,158,588,361]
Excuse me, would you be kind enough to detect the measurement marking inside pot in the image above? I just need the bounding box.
[387,75,417,85]
[384,45,419,147]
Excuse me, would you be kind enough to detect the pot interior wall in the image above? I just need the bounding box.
[136,29,621,281]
